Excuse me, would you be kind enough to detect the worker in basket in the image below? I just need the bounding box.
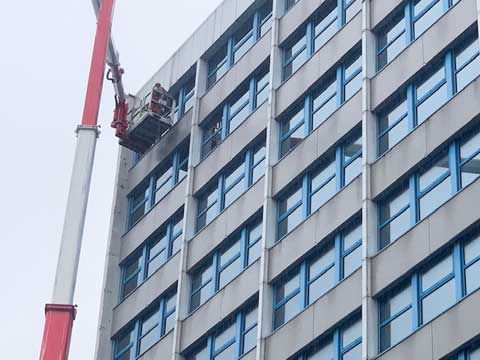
[150,82,173,118]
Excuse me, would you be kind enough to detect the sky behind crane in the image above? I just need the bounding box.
[0,1,223,358]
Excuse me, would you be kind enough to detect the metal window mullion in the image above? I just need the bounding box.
[445,50,457,96]
[253,11,260,42]
[454,242,466,299]
[245,148,254,188]
[166,221,174,258]
[336,145,344,190]
[207,335,214,360]
[335,234,343,282]
[158,297,166,337]
[221,103,229,138]
[212,252,221,292]
[148,175,155,209]
[333,328,341,360]
[337,65,345,105]
[303,174,311,217]
[449,141,462,193]
[218,175,225,212]
[379,304,413,328]
[411,274,421,328]
[338,0,346,27]
[409,175,419,225]
[240,228,248,268]
[172,151,180,185]
[227,37,235,68]
[178,86,186,117]
[300,261,308,308]
[140,246,148,282]
[406,84,416,129]
[132,320,140,359]
[405,0,415,42]
[236,311,244,357]
[305,95,313,134]
[306,21,314,57]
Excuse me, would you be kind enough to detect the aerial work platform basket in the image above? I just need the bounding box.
[114,83,174,154]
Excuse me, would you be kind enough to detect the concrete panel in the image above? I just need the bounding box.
[198,33,271,123]
[111,253,180,335]
[265,269,362,360]
[180,261,260,351]
[121,179,187,262]
[137,331,174,360]
[371,0,477,110]
[278,0,326,44]
[272,92,362,195]
[194,102,268,191]
[432,290,480,359]
[378,290,480,360]
[276,13,362,115]
[269,177,362,281]
[372,178,480,295]
[372,77,480,198]
[377,324,433,360]
[127,111,192,193]
[370,0,404,29]
[188,178,265,270]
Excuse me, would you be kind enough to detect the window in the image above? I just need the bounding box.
[377,34,480,156]
[286,0,300,11]
[280,50,362,156]
[376,0,459,70]
[206,1,272,88]
[190,217,263,312]
[185,304,258,360]
[113,291,177,359]
[197,138,266,231]
[202,65,270,158]
[173,75,195,122]
[378,124,480,249]
[278,133,362,239]
[273,220,362,329]
[120,211,183,299]
[294,316,362,360]
[378,228,480,353]
[282,0,361,79]
[127,142,189,229]
[447,342,480,360]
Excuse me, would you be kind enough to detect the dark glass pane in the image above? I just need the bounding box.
[313,2,338,51]
[378,117,408,155]
[274,293,301,328]
[421,278,456,323]
[190,282,213,311]
[281,124,306,155]
[115,328,134,357]
[419,154,449,192]
[380,308,412,352]
[419,175,451,219]
[311,160,336,192]
[313,79,336,113]
[377,12,406,69]
[461,158,480,188]
[191,263,213,291]
[380,285,411,323]
[309,245,335,278]
[243,326,257,353]
[276,273,300,302]
[345,0,362,22]
[414,0,443,37]
[379,188,409,225]
[470,348,480,360]
[123,276,140,297]
[311,176,336,212]
[233,19,254,62]
[279,186,302,215]
[379,209,410,248]
[344,245,361,277]
[219,257,242,288]
[308,266,335,303]
[416,66,445,100]
[345,55,362,81]
[278,205,303,237]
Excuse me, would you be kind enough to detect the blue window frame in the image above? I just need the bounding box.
[378,124,480,249]
[376,0,460,71]
[273,220,362,329]
[202,64,270,158]
[280,49,362,156]
[207,1,272,89]
[378,227,480,353]
[282,0,361,80]
[120,211,183,300]
[294,315,362,360]
[197,138,266,231]
[173,76,195,122]
[185,303,258,360]
[113,291,177,359]
[277,132,362,239]
[127,142,189,229]
[447,341,480,360]
[190,217,263,312]
[378,33,480,156]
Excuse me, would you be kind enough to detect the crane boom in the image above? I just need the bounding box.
[39,0,117,359]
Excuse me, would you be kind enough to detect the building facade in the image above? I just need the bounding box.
[94,0,480,359]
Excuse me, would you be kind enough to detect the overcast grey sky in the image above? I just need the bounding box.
[0,1,223,358]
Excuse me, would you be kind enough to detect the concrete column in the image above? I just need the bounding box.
[361,1,379,359]
[94,148,130,360]
[256,1,282,359]
[171,59,207,360]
